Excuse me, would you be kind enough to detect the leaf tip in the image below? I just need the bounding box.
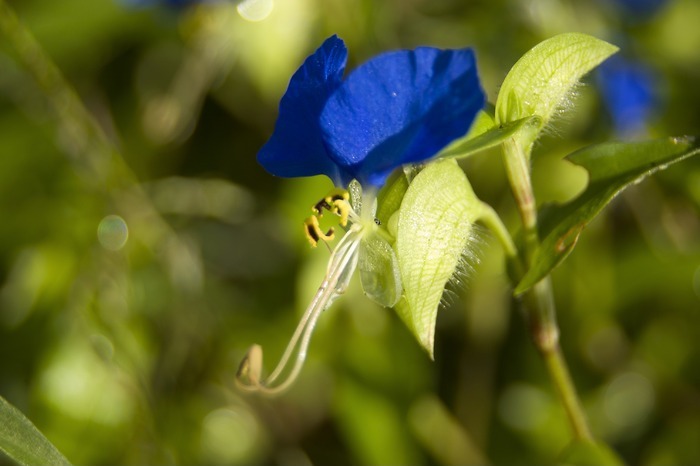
[420,332,436,361]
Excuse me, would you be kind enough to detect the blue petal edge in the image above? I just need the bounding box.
[257,35,348,183]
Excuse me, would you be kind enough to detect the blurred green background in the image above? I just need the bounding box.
[0,0,699,464]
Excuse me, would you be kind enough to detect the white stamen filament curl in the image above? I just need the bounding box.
[236,222,364,395]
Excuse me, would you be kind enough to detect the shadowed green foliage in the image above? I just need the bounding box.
[0,0,698,465]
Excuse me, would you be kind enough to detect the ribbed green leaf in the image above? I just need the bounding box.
[495,33,618,152]
[395,160,481,356]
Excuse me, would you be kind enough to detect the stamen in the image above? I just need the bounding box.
[325,188,350,204]
[235,223,364,395]
[304,189,358,247]
[331,199,350,227]
[304,215,335,247]
[236,344,262,387]
[312,199,331,216]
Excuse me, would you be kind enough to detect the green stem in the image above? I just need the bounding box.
[543,341,593,440]
[477,201,518,260]
[502,137,593,441]
[502,138,539,262]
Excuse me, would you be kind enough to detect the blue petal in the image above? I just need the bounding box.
[257,36,348,183]
[320,47,485,186]
[609,0,667,21]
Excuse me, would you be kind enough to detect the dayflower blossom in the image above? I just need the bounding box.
[257,35,486,188]
[238,36,486,394]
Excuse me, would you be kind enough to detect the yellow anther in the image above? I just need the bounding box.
[323,189,351,226]
[324,188,350,204]
[304,189,352,247]
[331,199,350,227]
[312,198,331,216]
[312,189,348,216]
[304,215,335,247]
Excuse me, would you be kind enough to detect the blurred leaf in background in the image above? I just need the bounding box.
[0,0,698,464]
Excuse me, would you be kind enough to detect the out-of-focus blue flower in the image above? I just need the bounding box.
[598,54,658,138]
[607,0,668,21]
[257,35,485,188]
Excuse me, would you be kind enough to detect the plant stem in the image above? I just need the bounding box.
[502,138,539,263]
[543,341,593,440]
[478,201,518,260]
[502,137,593,441]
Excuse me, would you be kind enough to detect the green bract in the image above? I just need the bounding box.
[495,33,618,153]
[394,160,482,357]
[359,231,402,308]
[375,172,409,227]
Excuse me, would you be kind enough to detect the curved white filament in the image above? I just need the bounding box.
[236,223,364,395]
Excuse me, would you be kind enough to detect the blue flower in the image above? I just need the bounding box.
[598,54,658,138]
[607,0,668,22]
[258,35,485,188]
